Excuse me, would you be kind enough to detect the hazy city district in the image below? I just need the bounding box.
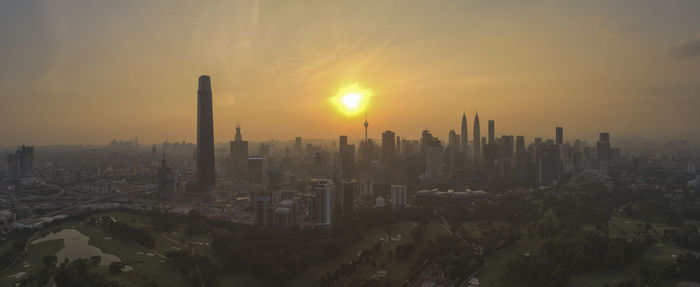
[1,76,700,287]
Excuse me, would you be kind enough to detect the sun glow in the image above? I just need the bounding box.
[331,84,371,116]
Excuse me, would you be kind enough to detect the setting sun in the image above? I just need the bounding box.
[331,84,371,116]
[341,93,361,110]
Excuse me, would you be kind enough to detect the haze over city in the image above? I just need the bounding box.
[2,0,700,145]
[2,2,700,287]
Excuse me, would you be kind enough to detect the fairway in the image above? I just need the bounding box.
[567,243,700,287]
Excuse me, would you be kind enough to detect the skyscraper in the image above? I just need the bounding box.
[473,113,481,161]
[7,145,34,179]
[157,153,170,200]
[515,136,525,160]
[230,125,249,177]
[556,127,563,145]
[363,114,370,166]
[196,75,215,187]
[448,130,458,149]
[460,113,468,154]
[339,135,347,155]
[312,179,334,227]
[339,135,348,178]
[597,132,611,177]
[382,130,396,163]
[396,136,401,155]
[538,143,561,185]
[235,124,243,141]
[390,184,408,208]
[488,120,495,144]
[342,181,356,214]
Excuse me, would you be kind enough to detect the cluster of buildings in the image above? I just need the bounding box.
[144,75,630,231]
[12,74,700,236]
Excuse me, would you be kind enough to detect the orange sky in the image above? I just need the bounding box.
[1,1,700,145]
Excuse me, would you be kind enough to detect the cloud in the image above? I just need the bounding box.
[587,15,637,40]
[667,34,700,58]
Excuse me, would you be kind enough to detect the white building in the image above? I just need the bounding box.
[312,179,334,227]
[390,185,408,208]
[376,196,386,208]
[0,210,16,226]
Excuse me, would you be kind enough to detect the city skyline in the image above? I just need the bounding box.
[2,1,700,145]
[2,2,700,286]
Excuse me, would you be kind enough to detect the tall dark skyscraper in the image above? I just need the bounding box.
[339,135,348,155]
[556,127,563,145]
[473,113,481,161]
[460,113,468,154]
[396,136,401,154]
[515,136,525,160]
[197,75,215,187]
[597,132,611,177]
[488,120,495,144]
[382,130,396,163]
[7,145,34,179]
[230,125,249,177]
[339,135,354,179]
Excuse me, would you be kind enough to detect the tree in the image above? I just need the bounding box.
[90,256,101,266]
[109,261,124,274]
[42,255,57,268]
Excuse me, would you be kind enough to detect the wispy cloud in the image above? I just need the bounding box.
[587,15,637,40]
[666,34,700,58]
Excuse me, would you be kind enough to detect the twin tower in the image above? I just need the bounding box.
[197,75,216,187]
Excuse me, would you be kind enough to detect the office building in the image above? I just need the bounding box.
[247,157,264,183]
[230,125,249,177]
[196,75,216,187]
[390,184,408,208]
[488,120,495,144]
[312,179,334,227]
[274,199,296,230]
[342,181,356,214]
[7,145,34,178]
[538,143,561,185]
[461,113,468,154]
[597,132,611,177]
[556,127,563,145]
[473,113,481,161]
[382,130,396,164]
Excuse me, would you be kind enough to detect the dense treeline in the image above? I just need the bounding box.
[621,199,683,226]
[53,258,122,287]
[167,251,220,287]
[211,226,356,285]
[88,216,156,247]
[0,238,27,271]
[669,224,700,250]
[319,242,382,286]
[147,210,179,232]
[209,207,436,286]
[507,232,655,287]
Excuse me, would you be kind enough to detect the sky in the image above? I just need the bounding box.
[1,0,700,146]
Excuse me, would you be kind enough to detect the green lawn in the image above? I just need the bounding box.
[0,211,258,287]
[567,242,700,287]
[608,215,678,240]
[459,220,513,240]
[567,214,700,287]
[1,239,63,287]
[472,240,541,287]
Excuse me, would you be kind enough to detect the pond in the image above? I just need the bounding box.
[31,228,122,267]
